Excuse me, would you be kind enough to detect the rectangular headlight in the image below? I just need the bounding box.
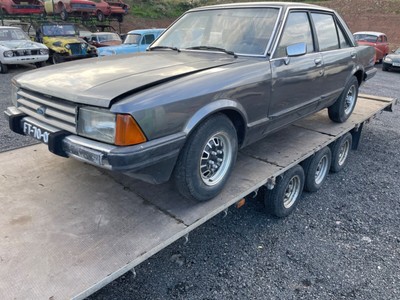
[77,107,116,144]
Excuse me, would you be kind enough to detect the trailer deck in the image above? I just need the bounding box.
[0,94,395,299]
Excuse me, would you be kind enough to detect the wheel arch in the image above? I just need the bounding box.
[183,100,248,148]
[353,69,364,86]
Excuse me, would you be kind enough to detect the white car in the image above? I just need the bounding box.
[0,26,49,74]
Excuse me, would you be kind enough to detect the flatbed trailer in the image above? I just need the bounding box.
[0,94,396,299]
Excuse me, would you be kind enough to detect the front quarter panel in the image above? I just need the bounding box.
[110,58,272,144]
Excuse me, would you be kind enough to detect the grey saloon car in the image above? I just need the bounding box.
[5,2,376,201]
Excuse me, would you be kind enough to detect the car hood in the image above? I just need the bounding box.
[0,40,46,50]
[386,53,400,62]
[97,43,138,56]
[14,51,241,108]
[43,36,86,46]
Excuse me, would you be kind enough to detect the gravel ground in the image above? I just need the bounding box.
[1,66,399,300]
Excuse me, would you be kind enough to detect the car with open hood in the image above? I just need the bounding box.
[5,2,376,202]
[0,26,48,73]
[35,22,97,63]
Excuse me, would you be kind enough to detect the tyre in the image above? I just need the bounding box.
[330,132,352,173]
[0,61,8,74]
[328,76,358,123]
[302,147,331,192]
[264,165,305,218]
[96,11,105,22]
[51,54,61,64]
[35,61,45,68]
[173,114,238,202]
[60,8,68,21]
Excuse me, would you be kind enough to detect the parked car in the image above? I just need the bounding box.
[5,3,376,201]
[88,32,121,47]
[42,0,96,21]
[35,23,97,63]
[91,0,127,22]
[97,28,164,56]
[382,48,400,72]
[0,0,43,15]
[0,26,48,73]
[354,31,389,63]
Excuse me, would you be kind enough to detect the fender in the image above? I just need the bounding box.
[183,99,248,136]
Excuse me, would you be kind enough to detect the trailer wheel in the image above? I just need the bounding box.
[0,61,8,74]
[328,76,358,123]
[302,147,331,192]
[330,132,352,173]
[173,114,238,202]
[264,165,305,218]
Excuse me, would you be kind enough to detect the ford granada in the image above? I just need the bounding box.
[5,2,376,201]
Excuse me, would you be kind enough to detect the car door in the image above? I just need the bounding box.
[139,33,155,52]
[310,12,355,108]
[269,11,324,130]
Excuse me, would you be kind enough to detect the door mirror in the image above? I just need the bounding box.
[286,42,307,57]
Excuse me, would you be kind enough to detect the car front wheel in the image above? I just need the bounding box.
[328,76,358,123]
[0,61,8,74]
[173,114,238,202]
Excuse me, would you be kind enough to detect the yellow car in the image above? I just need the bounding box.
[36,23,97,63]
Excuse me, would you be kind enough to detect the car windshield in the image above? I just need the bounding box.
[42,24,77,36]
[0,28,29,41]
[395,48,400,54]
[354,34,378,43]
[96,33,121,42]
[152,7,279,56]
[124,33,141,44]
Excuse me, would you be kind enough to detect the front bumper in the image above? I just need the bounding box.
[5,107,186,184]
[3,55,49,65]
[383,62,400,71]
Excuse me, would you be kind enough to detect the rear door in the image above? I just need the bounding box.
[269,11,324,129]
[310,12,355,108]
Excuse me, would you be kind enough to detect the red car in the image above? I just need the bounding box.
[354,31,389,63]
[92,0,128,22]
[0,0,43,15]
[42,0,96,21]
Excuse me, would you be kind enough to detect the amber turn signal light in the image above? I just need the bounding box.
[115,114,147,146]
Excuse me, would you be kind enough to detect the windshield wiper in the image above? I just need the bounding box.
[186,46,236,57]
[148,46,181,52]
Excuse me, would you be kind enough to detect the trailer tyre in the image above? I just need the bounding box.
[173,114,238,202]
[328,76,358,123]
[302,147,331,192]
[264,165,305,218]
[330,132,352,173]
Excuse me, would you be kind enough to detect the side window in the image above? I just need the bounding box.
[311,13,339,51]
[337,24,350,48]
[275,12,314,58]
[383,35,387,43]
[142,34,155,45]
[377,36,383,43]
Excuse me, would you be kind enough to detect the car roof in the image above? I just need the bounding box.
[190,1,330,11]
[0,26,19,29]
[354,31,386,36]
[127,28,164,35]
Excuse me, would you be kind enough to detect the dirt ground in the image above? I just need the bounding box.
[120,0,400,50]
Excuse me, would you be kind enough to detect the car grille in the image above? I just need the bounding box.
[16,88,77,133]
[69,43,83,55]
[13,49,41,56]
